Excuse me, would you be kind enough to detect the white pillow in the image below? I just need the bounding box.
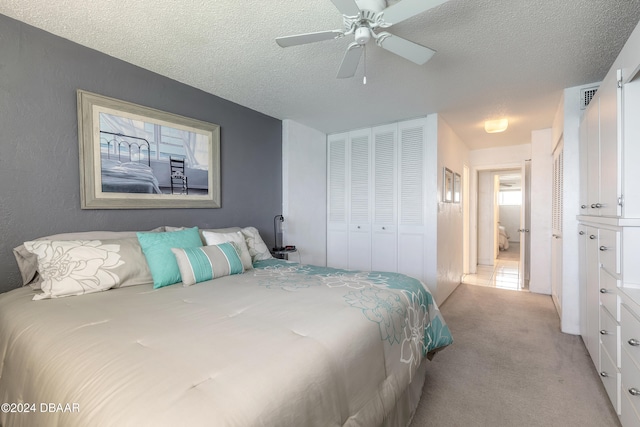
[202,230,253,270]
[241,227,273,262]
[23,240,130,300]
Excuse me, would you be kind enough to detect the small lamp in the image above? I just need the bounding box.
[273,215,284,251]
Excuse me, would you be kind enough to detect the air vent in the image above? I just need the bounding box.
[580,86,599,110]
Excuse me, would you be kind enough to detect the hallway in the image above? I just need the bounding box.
[462,242,525,291]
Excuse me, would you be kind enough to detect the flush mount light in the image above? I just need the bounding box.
[484,119,509,133]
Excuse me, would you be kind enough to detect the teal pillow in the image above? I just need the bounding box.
[137,227,202,288]
[171,242,244,286]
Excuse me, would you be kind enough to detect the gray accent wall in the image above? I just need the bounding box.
[0,14,282,292]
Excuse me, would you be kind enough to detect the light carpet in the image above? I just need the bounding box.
[410,284,620,427]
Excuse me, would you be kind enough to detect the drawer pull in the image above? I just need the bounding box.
[581,205,587,209]
[599,288,607,294]
[579,230,585,235]
[600,371,609,378]
[628,339,640,347]
[600,329,608,335]
[599,246,607,251]
[629,388,640,396]
[589,235,596,240]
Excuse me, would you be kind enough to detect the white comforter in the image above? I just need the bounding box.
[0,260,451,427]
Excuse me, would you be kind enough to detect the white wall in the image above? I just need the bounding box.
[282,120,327,266]
[436,115,469,303]
[530,128,553,295]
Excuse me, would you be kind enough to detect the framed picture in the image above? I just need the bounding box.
[77,90,220,209]
[443,167,454,203]
[454,172,461,203]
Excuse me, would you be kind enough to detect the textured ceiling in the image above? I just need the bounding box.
[2,0,640,149]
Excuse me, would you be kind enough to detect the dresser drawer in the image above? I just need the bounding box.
[600,269,621,321]
[622,304,640,367]
[601,305,621,368]
[600,343,621,415]
[621,379,640,427]
[622,348,640,420]
[599,228,620,276]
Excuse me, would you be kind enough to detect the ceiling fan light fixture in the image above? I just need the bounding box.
[355,27,371,44]
[484,118,509,133]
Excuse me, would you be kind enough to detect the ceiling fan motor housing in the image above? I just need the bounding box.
[355,26,371,44]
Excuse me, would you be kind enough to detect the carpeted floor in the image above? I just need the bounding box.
[410,284,620,427]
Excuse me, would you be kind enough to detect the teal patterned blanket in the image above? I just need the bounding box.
[254,259,453,361]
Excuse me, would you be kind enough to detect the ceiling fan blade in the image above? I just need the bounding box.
[336,43,363,78]
[377,32,436,65]
[330,0,361,17]
[276,30,344,48]
[379,0,448,26]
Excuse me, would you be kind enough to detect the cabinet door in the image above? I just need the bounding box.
[348,129,372,271]
[327,133,348,269]
[586,97,601,216]
[585,226,601,369]
[579,225,588,337]
[578,115,589,214]
[371,124,398,273]
[397,118,427,281]
[598,70,622,217]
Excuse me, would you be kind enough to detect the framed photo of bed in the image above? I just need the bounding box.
[77,90,220,209]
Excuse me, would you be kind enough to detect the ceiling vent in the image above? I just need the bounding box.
[580,86,599,110]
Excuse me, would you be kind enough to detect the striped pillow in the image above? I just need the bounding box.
[171,242,244,286]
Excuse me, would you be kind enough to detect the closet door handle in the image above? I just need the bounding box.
[629,388,640,396]
[600,288,607,294]
[628,339,640,347]
[600,329,609,335]
[600,371,609,378]
[589,235,596,240]
[599,246,608,251]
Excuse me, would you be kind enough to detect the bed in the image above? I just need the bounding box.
[0,226,452,427]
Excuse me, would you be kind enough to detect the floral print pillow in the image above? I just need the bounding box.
[23,239,151,300]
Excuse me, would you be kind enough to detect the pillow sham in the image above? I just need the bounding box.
[202,230,253,270]
[23,238,152,300]
[14,227,164,288]
[171,242,244,286]
[241,226,273,262]
[137,227,203,289]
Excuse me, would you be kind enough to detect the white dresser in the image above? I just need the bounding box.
[579,20,640,427]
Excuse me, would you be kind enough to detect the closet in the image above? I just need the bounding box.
[579,21,640,426]
[327,118,429,281]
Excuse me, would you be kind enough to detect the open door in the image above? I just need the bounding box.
[519,160,531,289]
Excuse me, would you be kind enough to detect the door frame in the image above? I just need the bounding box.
[468,162,526,274]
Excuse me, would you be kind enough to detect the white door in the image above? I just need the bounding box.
[551,140,564,314]
[327,133,349,269]
[371,124,398,273]
[347,128,372,271]
[519,160,531,288]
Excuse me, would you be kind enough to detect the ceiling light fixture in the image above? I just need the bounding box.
[484,119,509,133]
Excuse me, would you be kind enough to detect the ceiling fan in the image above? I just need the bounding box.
[276,0,448,79]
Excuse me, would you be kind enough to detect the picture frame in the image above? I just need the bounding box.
[454,172,461,203]
[77,90,220,209]
[443,167,454,203]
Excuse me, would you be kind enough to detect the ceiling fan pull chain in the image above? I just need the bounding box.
[363,44,367,84]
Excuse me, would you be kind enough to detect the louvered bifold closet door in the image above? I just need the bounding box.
[327,133,349,269]
[372,124,398,273]
[397,118,427,282]
[348,129,372,271]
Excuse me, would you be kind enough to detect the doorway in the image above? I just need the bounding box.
[464,163,530,291]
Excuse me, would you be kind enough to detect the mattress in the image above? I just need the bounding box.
[0,259,452,427]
